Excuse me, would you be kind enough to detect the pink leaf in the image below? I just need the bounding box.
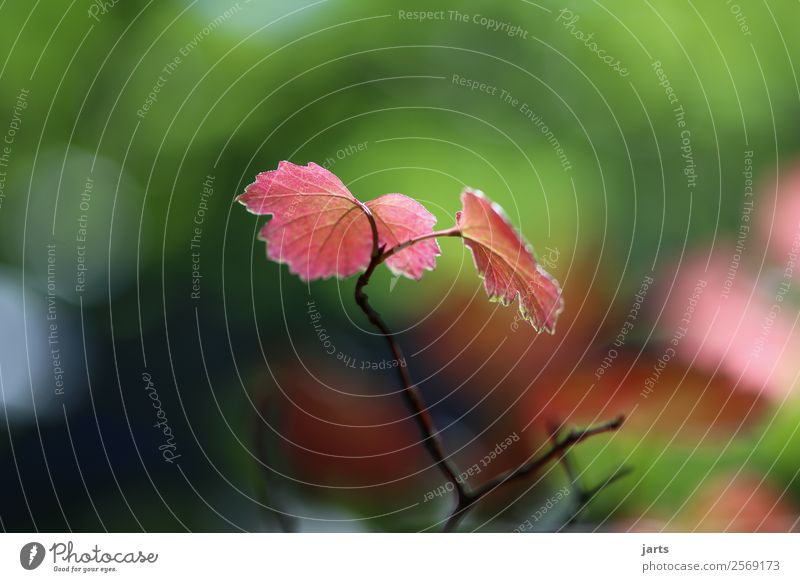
[366,194,440,280]
[237,161,373,281]
[456,189,564,333]
[237,162,440,282]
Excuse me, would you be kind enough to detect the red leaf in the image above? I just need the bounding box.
[238,161,371,280]
[238,162,440,281]
[366,194,440,280]
[456,189,563,333]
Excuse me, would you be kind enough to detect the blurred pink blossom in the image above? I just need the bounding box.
[657,251,799,399]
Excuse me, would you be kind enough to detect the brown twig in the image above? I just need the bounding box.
[567,466,633,524]
[354,215,467,509]
[353,215,625,532]
[442,415,624,532]
[378,227,461,263]
[546,421,632,530]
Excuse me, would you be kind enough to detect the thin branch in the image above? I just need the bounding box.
[355,200,381,258]
[556,466,633,531]
[473,416,623,499]
[354,217,468,509]
[350,217,625,532]
[579,466,633,506]
[378,227,461,264]
[443,415,624,532]
[546,422,632,530]
[546,420,578,481]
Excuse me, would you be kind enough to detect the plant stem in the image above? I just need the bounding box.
[546,422,631,530]
[443,415,624,532]
[352,213,624,532]
[378,227,461,264]
[354,221,467,509]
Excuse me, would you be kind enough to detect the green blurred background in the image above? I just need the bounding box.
[1,0,799,532]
